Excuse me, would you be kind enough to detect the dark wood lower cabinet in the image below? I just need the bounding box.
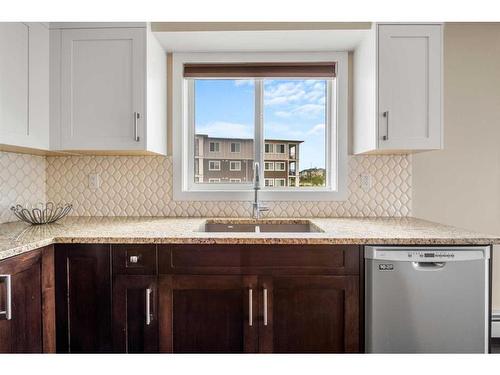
[55,244,112,353]
[0,246,55,353]
[159,275,259,353]
[259,275,359,353]
[50,243,360,354]
[158,273,360,353]
[112,275,158,353]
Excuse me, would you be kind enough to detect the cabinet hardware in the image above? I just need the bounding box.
[133,112,140,142]
[145,287,152,325]
[263,288,268,326]
[382,111,389,141]
[249,288,253,327]
[0,275,12,320]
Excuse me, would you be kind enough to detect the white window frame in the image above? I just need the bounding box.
[230,142,241,153]
[264,162,274,171]
[264,178,274,187]
[230,178,241,183]
[229,160,241,171]
[209,142,220,152]
[208,160,221,171]
[209,178,221,183]
[275,178,286,187]
[173,52,348,201]
[275,162,286,171]
[265,143,274,153]
[276,144,286,154]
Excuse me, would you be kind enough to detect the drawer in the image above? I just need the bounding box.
[158,244,360,275]
[112,245,157,275]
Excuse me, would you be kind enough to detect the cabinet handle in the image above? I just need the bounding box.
[134,112,140,142]
[0,275,12,320]
[263,288,268,326]
[145,287,152,325]
[248,288,253,327]
[382,110,389,141]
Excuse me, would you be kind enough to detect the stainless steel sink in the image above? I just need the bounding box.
[202,220,323,233]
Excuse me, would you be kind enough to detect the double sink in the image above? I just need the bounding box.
[201,219,323,233]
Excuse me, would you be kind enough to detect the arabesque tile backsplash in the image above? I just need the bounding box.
[0,152,47,224]
[1,151,412,223]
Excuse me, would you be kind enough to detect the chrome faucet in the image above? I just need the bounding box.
[252,162,269,220]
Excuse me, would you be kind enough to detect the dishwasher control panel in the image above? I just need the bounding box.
[406,251,455,260]
[365,246,490,262]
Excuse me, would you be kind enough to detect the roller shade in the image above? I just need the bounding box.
[183,62,336,78]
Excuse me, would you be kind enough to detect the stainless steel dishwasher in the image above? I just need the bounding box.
[365,246,490,353]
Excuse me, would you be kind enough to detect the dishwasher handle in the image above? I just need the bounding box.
[412,262,446,271]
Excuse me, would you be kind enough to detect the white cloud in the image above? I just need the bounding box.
[264,81,306,106]
[274,103,324,119]
[196,121,253,139]
[234,80,254,87]
[263,80,326,109]
[265,122,326,140]
[307,123,325,136]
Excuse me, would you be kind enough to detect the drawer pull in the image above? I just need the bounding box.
[0,275,12,320]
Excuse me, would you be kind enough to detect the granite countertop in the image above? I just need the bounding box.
[0,216,498,261]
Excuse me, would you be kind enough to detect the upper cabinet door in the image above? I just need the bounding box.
[0,23,29,145]
[60,28,145,150]
[378,24,442,150]
[0,23,50,151]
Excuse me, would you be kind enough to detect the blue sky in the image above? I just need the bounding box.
[194,79,326,170]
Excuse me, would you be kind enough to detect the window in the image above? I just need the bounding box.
[275,162,285,171]
[208,160,221,171]
[173,52,348,201]
[230,142,241,153]
[265,143,274,153]
[209,142,220,152]
[264,162,274,171]
[229,161,241,171]
[209,178,220,183]
[264,178,274,187]
[275,178,286,187]
[230,178,241,183]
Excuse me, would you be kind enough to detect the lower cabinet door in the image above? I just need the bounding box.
[158,275,259,353]
[55,244,112,353]
[0,251,42,353]
[259,275,360,353]
[112,275,158,353]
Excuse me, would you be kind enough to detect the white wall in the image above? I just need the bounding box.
[412,23,500,309]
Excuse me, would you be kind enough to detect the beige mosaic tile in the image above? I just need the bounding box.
[0,151,47,224]
[46,154,412,218]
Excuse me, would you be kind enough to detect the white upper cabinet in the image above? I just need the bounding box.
[353,24,443,154]
[51,24,166,154]
[0,23,49,150]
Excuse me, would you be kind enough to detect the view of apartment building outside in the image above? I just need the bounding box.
[194,134,302,187]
